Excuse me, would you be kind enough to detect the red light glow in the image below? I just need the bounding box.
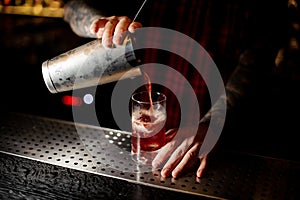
[62,95,82,106]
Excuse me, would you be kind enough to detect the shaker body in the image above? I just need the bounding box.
[42,37,141,93]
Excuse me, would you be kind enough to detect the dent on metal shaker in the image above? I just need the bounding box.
[42,35,141,93]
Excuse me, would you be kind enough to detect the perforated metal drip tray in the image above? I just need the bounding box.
[0,112,299,200]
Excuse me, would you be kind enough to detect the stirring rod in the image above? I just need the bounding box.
[132,0,148,22]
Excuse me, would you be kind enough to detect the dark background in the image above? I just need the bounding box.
[0,14,86,121]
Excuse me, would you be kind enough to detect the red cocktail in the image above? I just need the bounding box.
[131,91,167,165]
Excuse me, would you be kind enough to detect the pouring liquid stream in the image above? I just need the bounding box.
[143,72,153,109]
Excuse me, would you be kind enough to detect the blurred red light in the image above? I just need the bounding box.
[62,95,82,106]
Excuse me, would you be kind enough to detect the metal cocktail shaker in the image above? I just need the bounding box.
[42,36,141,93]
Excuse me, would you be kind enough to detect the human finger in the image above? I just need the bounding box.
[196,155,208,178]
[171,145,200,178]
[113,16,132,45]
[102,16,119,47]
[152,139,177,169]
[160,148,183,178]
[160,136,194,177]
[128,21,143,33]
[90,18,107,38]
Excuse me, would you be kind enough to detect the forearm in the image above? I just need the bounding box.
[224,49,259,110]
[64,0,104,38]
[200,48,272,125]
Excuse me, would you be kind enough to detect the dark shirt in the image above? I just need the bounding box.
[64,0,288,129]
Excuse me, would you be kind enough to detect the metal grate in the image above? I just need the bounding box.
[0,112,299,200]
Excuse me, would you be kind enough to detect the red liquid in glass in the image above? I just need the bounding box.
[131,112,166,152]
[131,72,166,153]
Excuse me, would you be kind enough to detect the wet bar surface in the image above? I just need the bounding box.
[0,112,299,200]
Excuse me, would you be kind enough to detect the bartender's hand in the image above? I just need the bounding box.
[90,16,142,47]
[152,123,210,178]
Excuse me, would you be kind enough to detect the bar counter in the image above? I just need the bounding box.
[0,112,299,200]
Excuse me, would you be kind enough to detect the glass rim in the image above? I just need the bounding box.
[131,91,166,105]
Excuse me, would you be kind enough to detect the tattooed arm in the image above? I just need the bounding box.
[64,0,105,38]
[63,0,142,46]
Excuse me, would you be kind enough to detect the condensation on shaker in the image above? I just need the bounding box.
[41,37,142,94]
